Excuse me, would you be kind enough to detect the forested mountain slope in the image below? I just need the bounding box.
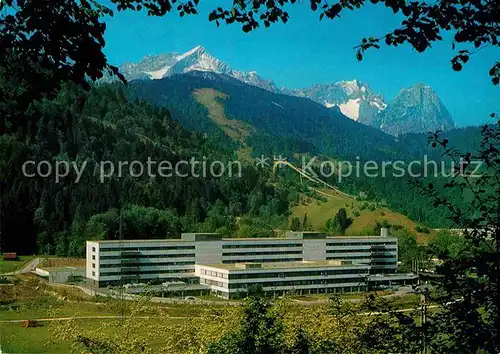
[0,84,294,255]
[129,71,401,161]
[127,72,486,229]
[129,71,484,162]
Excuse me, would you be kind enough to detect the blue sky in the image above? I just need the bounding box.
[102,1,499,127]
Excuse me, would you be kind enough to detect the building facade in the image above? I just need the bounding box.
[86,229,414,294]
[195,260,371,299]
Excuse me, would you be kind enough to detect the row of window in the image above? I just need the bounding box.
[326,242,397,246]
[201,270,229,279]
[94,244,395,255]
[100,245,195,252]
[222,243,302,249]
[222,251,303,257]
[201,279,225,287]
[325,256,395,261]
[100,261,195,268]
[100,254,195,260]
[326,249,370,254]
[93,241,396,253]
[100,268,193,276]
[198,269,368,280]
[221,258,302,264]
[224,278,367,289]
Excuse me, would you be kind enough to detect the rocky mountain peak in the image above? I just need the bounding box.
[373,83,456,136]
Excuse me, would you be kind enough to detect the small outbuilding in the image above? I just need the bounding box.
[34,266,85,284]
[2,253,18,261]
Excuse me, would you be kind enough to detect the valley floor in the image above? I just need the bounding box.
[0,274,424,353]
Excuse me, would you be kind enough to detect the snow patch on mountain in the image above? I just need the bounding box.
[164,46,231,77]
[146,66,171,79]
[338,98,361,120]
[174,45,203,61]
[286,80,386,124]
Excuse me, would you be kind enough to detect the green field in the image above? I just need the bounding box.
[193,88,253,142]
[0,316,194,353]
[0,256,37,275]
[0,274,426,353]
[1,321,74,353]
[0,276,226,353]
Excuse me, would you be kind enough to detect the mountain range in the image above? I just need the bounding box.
[117,45,278,92]
[374,83,456,135]
[110,45,456,136]
[284,80,387,126]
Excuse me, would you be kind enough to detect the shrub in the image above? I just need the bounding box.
[374,219,391,234]
[415,225,430,234]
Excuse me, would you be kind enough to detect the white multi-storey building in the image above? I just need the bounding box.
[196,260,371,299]
[86,229,415,295]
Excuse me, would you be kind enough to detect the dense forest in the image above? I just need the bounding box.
[1,84,298,255]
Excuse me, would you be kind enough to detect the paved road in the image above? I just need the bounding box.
[0,305,439,324]
[63,283,419,307]
[0,315,196,324]
[359,304,439,316]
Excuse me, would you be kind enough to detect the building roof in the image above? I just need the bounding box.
[37,266,85,272]
[368,273,418,280]
[327,235,385,239]
[91,239,193,244]
[220,237,290,241]
[198,260,370,271]
[90,234,394,244]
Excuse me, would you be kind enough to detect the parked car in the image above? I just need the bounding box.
[184,296,196,301]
